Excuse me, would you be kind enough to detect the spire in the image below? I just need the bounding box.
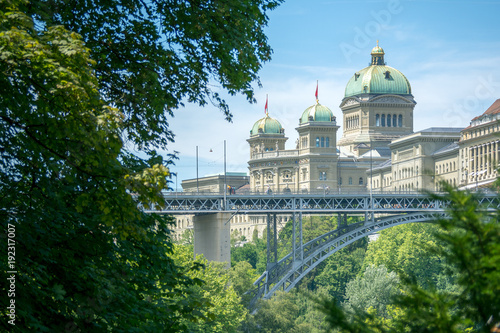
[370,41,385,65]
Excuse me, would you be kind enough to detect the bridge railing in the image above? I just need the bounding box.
[163,189,431,196]
[150,192,500,215]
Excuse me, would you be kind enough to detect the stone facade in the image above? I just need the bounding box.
[368,128,462,192]
[181,172,249,194]
[459,99,500,189]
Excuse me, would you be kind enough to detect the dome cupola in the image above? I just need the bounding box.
[300,102,336,124]
[250,114,284,136]
[370,41,385,65]
[344,43,411,98]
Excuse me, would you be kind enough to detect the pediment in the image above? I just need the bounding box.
[340,97,361,108]
[370,95,413,104]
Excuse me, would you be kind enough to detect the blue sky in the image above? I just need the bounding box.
[162,0,500,188]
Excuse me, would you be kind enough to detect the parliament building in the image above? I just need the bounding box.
[247,43,499,194]
[173,44,500,242]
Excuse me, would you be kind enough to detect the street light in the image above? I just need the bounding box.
[223,140,227,208]
[196,146,199,193]
[172,172,178,196]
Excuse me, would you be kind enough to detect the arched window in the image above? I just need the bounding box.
[376,114,380,126]
[387,114,391,127]
[316,137,320,147]
[326,137,330,147]
[381,114,386,127]
[398,114,403,127]
[321,137,325,147]
[348,177,353,185]
[359,177,364,185]
[393,114,397,127]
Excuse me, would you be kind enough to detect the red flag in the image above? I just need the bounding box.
[265,95,268,114]
[315,81,318,101]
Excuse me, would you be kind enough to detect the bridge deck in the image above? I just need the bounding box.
[146,192,499,215]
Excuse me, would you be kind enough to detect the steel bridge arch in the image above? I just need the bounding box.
[249,212,446,307]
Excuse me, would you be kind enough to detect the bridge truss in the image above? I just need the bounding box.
[148,192,500,307]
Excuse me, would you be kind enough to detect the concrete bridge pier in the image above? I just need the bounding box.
[193,213,232,266]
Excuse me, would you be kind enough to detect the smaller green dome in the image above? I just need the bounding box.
[250,114,284,136]
[300,102,335,124]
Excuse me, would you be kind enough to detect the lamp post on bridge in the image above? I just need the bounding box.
[196,146,199,194]
[173,172,178,197]
[224,140,227,208]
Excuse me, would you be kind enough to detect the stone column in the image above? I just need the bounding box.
[294,167,299,193]
[486,142,493,178]
[493,141,499,170]
[273,167,279,193]
[474,146,478,174]
[193,212,232,267]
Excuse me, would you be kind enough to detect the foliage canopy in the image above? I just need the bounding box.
[29,0,283,151]
[0,0,282,330]
[317,186,500,332]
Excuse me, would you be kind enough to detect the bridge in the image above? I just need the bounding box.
[146,191,500,307]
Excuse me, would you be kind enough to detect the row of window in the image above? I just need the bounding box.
[338,177,364,185]
[375,114,403,127]
[315,137,330,147]
[436,162,456,174]
[346,116,360,129]
[463,124,500,140]
[394,166,419,180]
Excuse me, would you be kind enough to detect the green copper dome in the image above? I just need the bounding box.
[250,114,284,136]
[344,44,411,98]
[300,102,335,124]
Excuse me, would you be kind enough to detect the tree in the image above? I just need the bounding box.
[363,223,448,289]
[315,240,368,303]
[0,0,282,330]
[172,245,247,333]
[343,265,400,318]
[244,289,328,333]
[29,0,283,154]
[0,2,199,330]
[317,185,500,332]
[228,261,260,307]
[232,243,259,269]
